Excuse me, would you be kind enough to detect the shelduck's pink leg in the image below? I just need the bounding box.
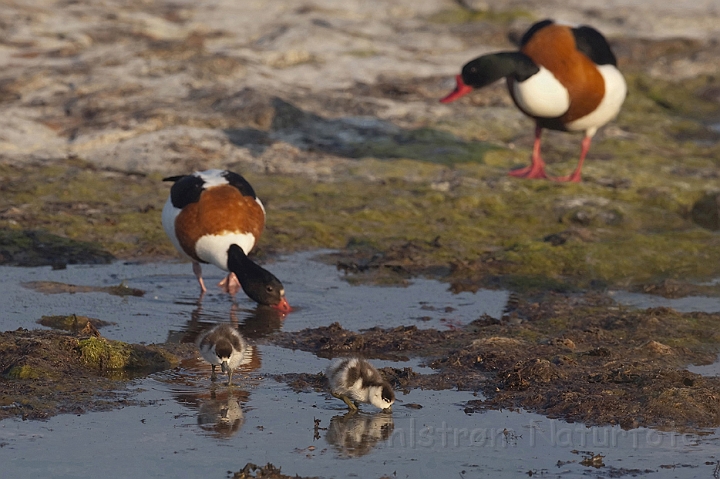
[192,261,207,292]
[554,135,592,183]
[508,125,548,179]
[218,273,241,295]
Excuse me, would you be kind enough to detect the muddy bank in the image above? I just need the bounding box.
[0,327,194,420]
[271,292,720,429]
[0,229,113,268]
[7,150,720,296]
[230,463,317,479]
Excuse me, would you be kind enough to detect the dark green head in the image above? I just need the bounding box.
[441,52,539,103]
[227,244,291,312]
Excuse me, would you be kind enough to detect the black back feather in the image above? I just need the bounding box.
[164,170,258,210]
[164,174,204,209]
[520,19,554,47]
[572,25,618,66]
[223,171,257,199]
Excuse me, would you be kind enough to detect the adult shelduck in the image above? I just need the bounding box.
[441,19,627,182]
[162,169,291,312]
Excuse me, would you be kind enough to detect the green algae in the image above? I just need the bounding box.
[0,68,719,296]
[4,148,720,293]
[427,7,533,24]
[24,281,144,297]
[628,74,720,119]
[38,314,113,331]
[254,165,720,289]
[4,157,719,293]
[0,329,193,420]
[0,160,168,261]
[6,364,51,380]
[0,229,113,267]
[347,128,500,165]
[77,337,133,370]
[77,336,177,371]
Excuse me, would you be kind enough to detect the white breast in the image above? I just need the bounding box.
[161,198,191,261]
[511,66,570,118]
[194,233,256,271]
[566,65,627,135]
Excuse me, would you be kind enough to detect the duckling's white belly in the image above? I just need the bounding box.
[198,343,249,369]
[344,378,370,402]
[226,346,252,370]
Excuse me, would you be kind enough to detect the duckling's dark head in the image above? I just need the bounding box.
[370,382,395,411]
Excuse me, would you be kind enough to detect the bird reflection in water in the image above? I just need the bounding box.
[197,386,246,439]
[172,385,250,439]
[166,295,286,437]
[325,411,395,458]
[171,346,257,438]
[167,296,288,345]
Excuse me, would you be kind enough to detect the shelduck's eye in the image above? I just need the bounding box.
[266,286,274,293]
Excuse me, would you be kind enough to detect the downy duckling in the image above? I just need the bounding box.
[196,324,249,385]
[326,357,395,411]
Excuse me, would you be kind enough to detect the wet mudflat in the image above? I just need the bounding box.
[2,253,720,478]
[1,0,720,476]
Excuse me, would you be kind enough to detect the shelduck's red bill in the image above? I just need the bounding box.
[440,75,473,103]
[273,297,292,313]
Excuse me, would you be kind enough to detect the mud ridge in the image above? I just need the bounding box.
[270,292,720,429]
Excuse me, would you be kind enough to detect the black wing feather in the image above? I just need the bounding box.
[520,19,554,47]
[223,171,257,199]
[572,25,617,66]
[167,175,204,209]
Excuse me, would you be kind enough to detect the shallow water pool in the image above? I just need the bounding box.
[1,252,719,478]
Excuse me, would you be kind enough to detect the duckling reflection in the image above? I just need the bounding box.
[173,386,250,439]
[197,387,245,438]
[326,411,395,458]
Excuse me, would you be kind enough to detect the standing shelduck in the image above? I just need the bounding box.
[441,19,627,182]
[162,169,291,311]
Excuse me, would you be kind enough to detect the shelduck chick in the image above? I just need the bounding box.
[196,324,249,386]
[441,19,626,182]
[162,169,291,312]
[326,358,395,412]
